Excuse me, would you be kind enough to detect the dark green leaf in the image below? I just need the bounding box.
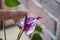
[35,25,43,33]
[5,0,21,7]
[18,26,22,30]
[32,33,42,40]
[0,38,3,40]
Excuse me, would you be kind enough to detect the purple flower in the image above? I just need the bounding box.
[17,17,41,35]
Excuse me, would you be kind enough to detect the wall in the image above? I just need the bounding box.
[26,0,56,40]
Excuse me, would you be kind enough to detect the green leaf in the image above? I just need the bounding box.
[13,17,20,23]
[32,33,42,40]
[0,38,3,40]
[5,0,21,7]
[18,26,22,30]
[13,17,23,23]
[35,25,43,33]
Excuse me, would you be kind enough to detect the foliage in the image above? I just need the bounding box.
[35,25,43,33]
[0,38,3,40]
[5,0,20,7]
[32,33,42,40]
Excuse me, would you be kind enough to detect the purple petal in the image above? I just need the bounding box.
[26,17,35,24]
[36,17,42,20]
[17,17,25,27]
[24,19,37,35]
[17,17,41,35]
[24,17,37,35]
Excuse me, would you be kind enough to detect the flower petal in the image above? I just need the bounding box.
[25,19,37,35]
[17,17,25,27]
[26,17,35,24]
[17,17,41,35]
[36,17,42,20]
[24,17,37,35]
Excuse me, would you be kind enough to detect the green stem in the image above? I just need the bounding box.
[2,21,6,40]
[17,29,24,40]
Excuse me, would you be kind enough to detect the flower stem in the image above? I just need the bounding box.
[17,29,24,40]
[17,15,27,40]
[2,21,6,40]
